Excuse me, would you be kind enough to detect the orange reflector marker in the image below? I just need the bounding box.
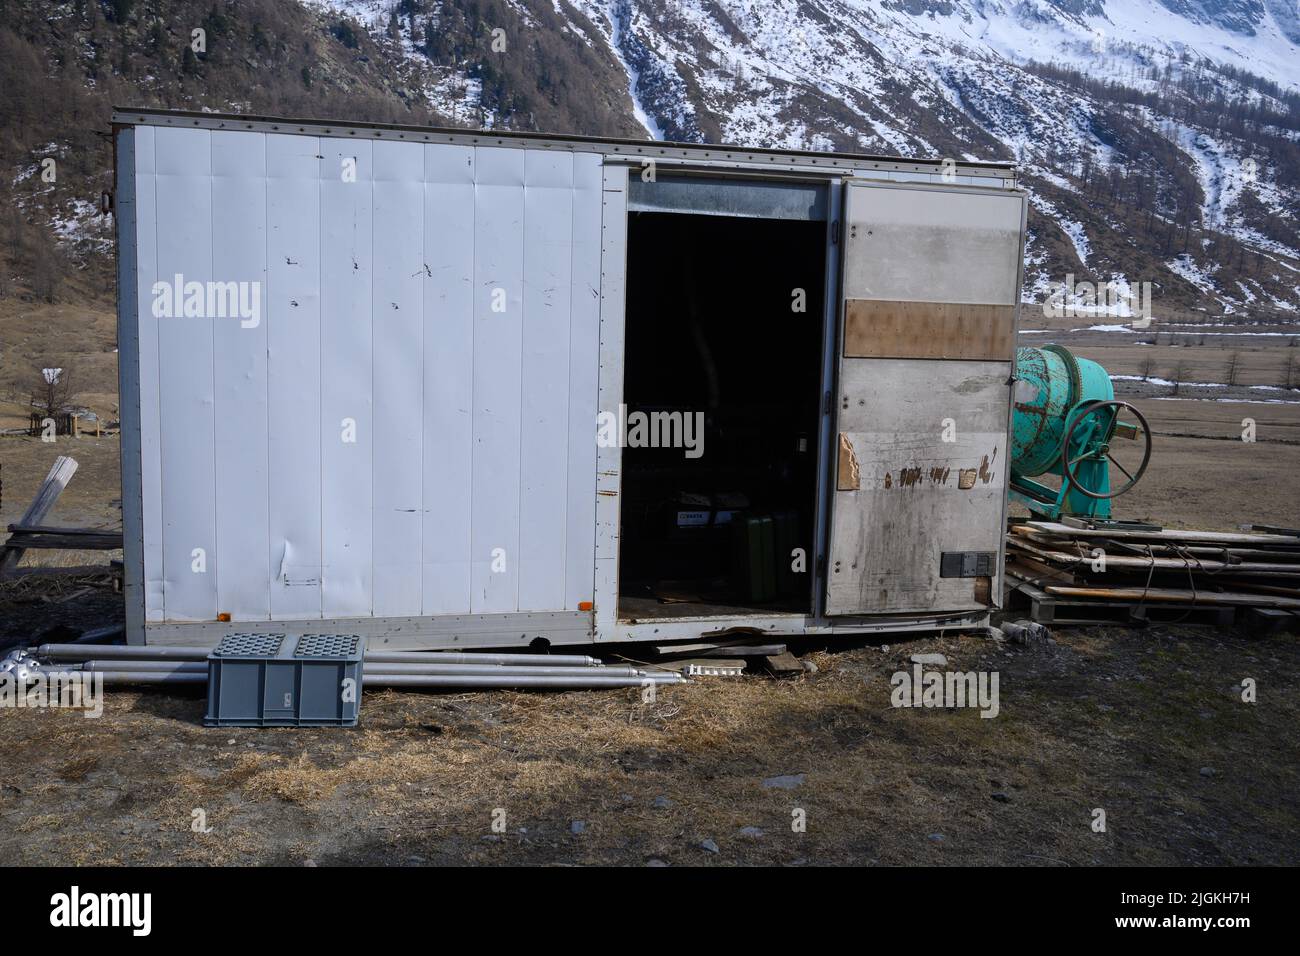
[217,612,231,622]
[578,601,593,612]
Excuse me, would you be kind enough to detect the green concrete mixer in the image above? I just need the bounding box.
[1009,344,1152,521]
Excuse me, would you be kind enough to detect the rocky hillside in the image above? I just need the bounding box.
[1,0,1298,324]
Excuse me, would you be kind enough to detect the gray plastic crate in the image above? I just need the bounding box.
[205,633,365,727]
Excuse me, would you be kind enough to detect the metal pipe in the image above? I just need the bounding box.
[32,668,683,689]
[27,669,206,685]
[361,672,684,688]
[361,663,656,678]
[80,660,204,673]
[38,644,603,667]
[365,651,601,666]
[63,624,127,645]
[37,644,209,661]
[76,660,658,679]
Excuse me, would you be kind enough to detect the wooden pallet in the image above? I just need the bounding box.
[1005,574,1239,627]
[1003,518,1300,628]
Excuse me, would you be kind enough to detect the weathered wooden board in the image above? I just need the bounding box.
[843,299,1015,360]
[0,456,78,573]
[1009,535,1300,574]
[1044,584,1299,607]
[1019,521,1300,547]
[4,526,122,550]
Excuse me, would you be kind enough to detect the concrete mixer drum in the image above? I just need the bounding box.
[1009,345,1153,520]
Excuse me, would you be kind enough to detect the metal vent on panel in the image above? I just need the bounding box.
[939,551,996,579]
[295,634,362,659]
[214,633,285,657]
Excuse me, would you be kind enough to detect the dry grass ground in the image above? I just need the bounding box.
[0,625,1295,866]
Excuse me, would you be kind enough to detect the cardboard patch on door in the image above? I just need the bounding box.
[838,434,860,491]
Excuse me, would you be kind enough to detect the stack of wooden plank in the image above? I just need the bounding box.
[1005,520,1300,627]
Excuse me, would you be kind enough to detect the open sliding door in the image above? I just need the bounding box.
[824,180,1026,615]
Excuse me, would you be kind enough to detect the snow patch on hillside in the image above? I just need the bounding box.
[1029,192,1091,266]
[606,5,663,138]
[1167,254,1220,296]
[1170,123,1249,230]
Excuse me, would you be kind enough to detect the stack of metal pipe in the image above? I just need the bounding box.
[20,643,685,690]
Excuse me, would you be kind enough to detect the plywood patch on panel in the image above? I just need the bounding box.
[844,299,1015,361]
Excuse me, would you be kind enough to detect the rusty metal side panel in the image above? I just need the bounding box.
[825,359,1010,614]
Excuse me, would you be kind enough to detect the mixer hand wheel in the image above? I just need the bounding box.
[1061,400,1152,500]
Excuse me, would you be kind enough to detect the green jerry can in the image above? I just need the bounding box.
[732,514,776,603]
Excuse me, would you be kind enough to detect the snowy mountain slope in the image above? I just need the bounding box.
[297,0,1297,318]
[977,0,1299,93]
[2,0,1293,322]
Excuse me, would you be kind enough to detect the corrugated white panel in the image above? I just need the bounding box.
[564,152,603,611]
[266,133,323,620]
[132,131,608,628]
[210,130,270,620]
[153,127,217,622]
[320,138,374,618]
[517,151,574,611]
[371,140,425,616]
[470,147,526,613]
[132,125,165,622]
[421,144,476,614]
